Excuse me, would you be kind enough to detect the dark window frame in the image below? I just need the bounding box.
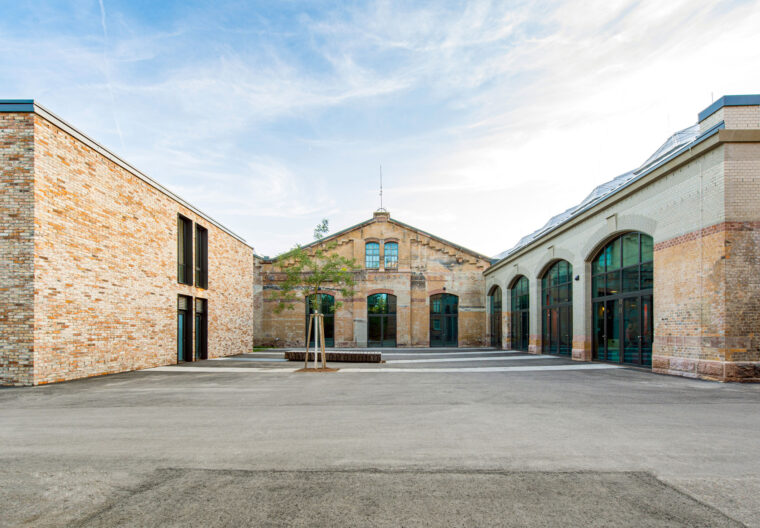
[591,232,654,367]
[177,215,193,285]
[195,224,208,289]
[489,286,502,347]
[510,276,530,352]
[541,260,573,356]
[365,242,380,269]
[194,298,208,361]
[384,242,398,269]
[177,295,193,363]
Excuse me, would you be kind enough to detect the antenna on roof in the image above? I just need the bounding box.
[377,163,387,212]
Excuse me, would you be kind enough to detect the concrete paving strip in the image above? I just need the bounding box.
[147,364,621,374]
[383,350,541,357]
[210,357,289,362]
[148,366,299,373]
[339,364,623,373]
[385,355,550,364]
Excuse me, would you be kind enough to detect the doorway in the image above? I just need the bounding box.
[430,293,458,347]
[177,295,192,363]
[367,293,397,347]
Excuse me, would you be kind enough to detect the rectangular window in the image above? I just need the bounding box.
[177,215,193,285]
[365,242,380,269]
[384,242,398,269]
[195,225,208,289]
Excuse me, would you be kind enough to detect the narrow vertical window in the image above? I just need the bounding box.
[195,225,208,289]
[365,242,379,269]
[384,242,398,269]
[177,215,193,285]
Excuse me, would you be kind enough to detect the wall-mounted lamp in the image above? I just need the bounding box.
[574,275,580,281]
[442,287,447,291]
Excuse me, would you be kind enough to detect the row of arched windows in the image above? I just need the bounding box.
[488,232,654,366]
[306,291,460,348]
[365,241,398,269]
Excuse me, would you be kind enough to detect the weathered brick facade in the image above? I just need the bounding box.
[485,95,760,382]
[256,211,490,348]
[0,113,35,386]
[1,102,254,386]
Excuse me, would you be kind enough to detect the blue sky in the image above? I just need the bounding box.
[3,0,760,256]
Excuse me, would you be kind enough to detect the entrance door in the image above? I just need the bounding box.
[177,295,192,363]
[591,233,654,366]
[430,293,458,347]
[594,299,620,362]
[194,298,207,361]
[306,294,335,347]
[541,260,573,355]
[368,293,397,347]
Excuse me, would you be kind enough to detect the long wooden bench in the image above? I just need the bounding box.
[284,351,382,363]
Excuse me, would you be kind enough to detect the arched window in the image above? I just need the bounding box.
[592,232,653,366]
[384,242,398,269]
[510,276,529,352]
[305,293,335,347]
[541,260,572,355]
[488,286,502,347]
[365,242,379,269]
[368,293,397,347]
[430,293,458,347]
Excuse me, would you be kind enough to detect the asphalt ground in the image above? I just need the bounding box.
[2,348,759,527]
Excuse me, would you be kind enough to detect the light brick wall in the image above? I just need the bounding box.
[700,106,760,132]
[0,114,35,386]
[26,114,253,385]
[257,213,489,348]
[486,110,760,381]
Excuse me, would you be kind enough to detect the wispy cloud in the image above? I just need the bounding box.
[1,0,760,255]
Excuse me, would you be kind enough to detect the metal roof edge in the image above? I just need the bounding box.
[698,94,760,122]
[484,122,726,276]
[1,99,252,249]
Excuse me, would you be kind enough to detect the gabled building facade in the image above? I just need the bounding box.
[255,211,491,348]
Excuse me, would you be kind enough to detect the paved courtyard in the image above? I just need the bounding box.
[2,349,759,527]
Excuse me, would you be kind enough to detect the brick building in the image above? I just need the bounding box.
[2,94,760,385]
[255,210,491,348]
[0,101,254,386]
[484,95,760,382]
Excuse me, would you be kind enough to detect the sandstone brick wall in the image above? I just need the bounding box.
[0,114,35,386]
[28,114,253,385]
[257,212,489,348]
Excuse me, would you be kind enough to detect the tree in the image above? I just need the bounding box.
[272,219,359,317]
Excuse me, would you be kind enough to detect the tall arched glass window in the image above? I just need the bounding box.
[384,242,398,269]
[592,232,653,366]
[430,293,458,347]
[541,260,572,355]
[368,293,397,347]
[488,286,502,347]
[365,242,379,269]
[510,276,529,352]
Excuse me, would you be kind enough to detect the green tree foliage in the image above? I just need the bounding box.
[272,219,359,314]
